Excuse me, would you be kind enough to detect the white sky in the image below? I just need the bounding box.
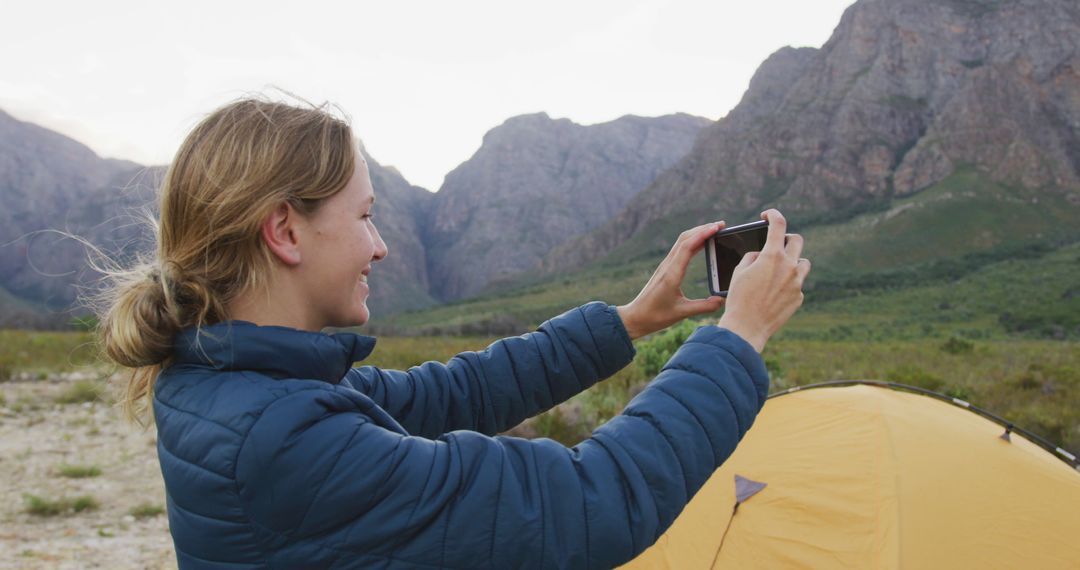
[2,0,854,191]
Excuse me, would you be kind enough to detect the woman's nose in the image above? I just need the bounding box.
[372,225,388,261]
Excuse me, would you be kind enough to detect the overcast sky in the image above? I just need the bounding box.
[3,0,854,191]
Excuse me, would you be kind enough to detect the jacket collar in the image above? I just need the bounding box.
[172,321,377,383]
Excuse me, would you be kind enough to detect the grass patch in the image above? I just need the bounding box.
[129,502,165,519]
[0,330,98,377]
[56,463,102,479]
[23,494,100,516]
[10,395,42,414]
[54,380,109,405]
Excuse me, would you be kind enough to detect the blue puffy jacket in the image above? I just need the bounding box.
[154,302,768,569]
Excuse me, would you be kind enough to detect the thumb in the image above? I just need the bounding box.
[736,251,760,270]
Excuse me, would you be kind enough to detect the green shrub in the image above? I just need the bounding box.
[129,503,165,519]
[532,408,588,446]
[1012,368,1042,391]
[56,464,102,479]
[764,354,785,379]
[637,320,698,378]
[23,494,100,516]
[943,385,971,401]
[1009,363,1079,394]
[940,337,974,355]
[1011,407,1070,447]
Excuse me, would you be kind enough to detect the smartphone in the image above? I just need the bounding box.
[705,220,769,297]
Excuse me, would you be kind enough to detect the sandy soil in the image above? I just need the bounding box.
[0,372,176,569]
[0,372,565,569]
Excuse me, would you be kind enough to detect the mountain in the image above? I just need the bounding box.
[0,110,435,326]
[0,107,705,326]
[542,0,1080,275]
[0,109,149,327]
[425,112,709,301]
[360,145,437,317]
[0,109,704,326]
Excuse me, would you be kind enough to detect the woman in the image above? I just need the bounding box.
[97,97,809,569]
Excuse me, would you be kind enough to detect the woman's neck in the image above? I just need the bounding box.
[226,276,323,332]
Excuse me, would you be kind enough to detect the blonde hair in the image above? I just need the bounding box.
[94,96,355,425]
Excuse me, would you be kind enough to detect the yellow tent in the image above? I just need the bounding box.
[621,382,1080,569]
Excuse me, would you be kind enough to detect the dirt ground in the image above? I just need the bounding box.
[0,373,176,569]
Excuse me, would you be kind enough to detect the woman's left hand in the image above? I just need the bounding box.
[616,221,727,340]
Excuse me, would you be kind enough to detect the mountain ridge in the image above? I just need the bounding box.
[0,108,708,325]
[539,0,1080,276]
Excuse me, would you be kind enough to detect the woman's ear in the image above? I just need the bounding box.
[261,202,303,266]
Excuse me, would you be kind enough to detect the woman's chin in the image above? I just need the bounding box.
[352,303,370,328]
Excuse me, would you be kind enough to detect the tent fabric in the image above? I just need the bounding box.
[620,384,1080,569]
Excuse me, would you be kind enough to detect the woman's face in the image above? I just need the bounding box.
[300,156,387,329]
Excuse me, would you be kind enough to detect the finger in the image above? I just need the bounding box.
[796,258,812,282]
[785,233,804,260]
[681,220,726,250]
[760,209,788,254]
[661,221,721,267]
[668,220,726,278]
[680,295,726,317]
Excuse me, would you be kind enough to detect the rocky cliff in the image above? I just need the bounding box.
[426,112,709,300]
[543,0,1080,272]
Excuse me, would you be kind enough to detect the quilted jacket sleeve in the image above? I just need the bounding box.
[236,326,769,569]
[341,302,635,438]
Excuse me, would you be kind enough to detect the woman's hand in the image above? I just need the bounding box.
[718,209,811,352]
[616,221,728,340]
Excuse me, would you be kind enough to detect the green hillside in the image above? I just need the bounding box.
[375,169,1080,340]
[803,166,1078,275]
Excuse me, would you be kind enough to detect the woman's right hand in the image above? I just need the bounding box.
[718,209,811,352]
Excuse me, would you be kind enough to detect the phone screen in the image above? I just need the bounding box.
[707,222,768,296]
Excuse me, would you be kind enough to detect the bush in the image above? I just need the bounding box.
[532,407,588,446]
[1011,407,1070,447]
[637,320,698,378]
[1009,363,1079,394]
[943,385,971,401]
[940,337,974,355]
